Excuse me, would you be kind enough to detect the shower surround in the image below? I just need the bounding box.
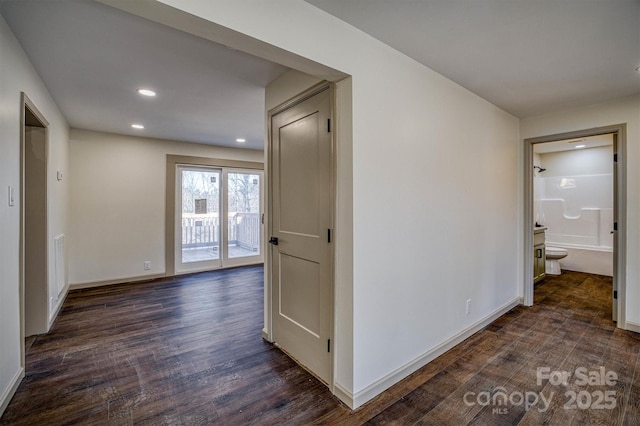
[534,145,613,276]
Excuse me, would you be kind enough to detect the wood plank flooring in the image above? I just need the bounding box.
[2,267,639,425]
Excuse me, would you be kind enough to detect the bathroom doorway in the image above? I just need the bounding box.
[524,124,626,326]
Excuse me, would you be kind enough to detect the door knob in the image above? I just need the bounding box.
[269,236,279,245]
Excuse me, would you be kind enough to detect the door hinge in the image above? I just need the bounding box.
[261,213,264,224]
[328,229,332,243]
[614,153,618,162]
[327,118,331,133]
[327,339,331,352]
[614,222,618,231]
[614,290,618,299]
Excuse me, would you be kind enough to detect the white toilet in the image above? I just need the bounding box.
[545,246,568,275]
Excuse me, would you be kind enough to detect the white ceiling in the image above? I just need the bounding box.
[2,1,639,151]
[0,0,288,150]
[307,0,640,118]
[534,134,613,154]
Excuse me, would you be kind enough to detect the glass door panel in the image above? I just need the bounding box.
[226,172,262,259]
[177,166,221,272]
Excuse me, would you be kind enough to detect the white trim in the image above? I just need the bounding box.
[546,242,613,252]
[48,285,69,328]
[262,328,273,342]
[70,262,264,291]
[69,273,167,290]
[332,382,354,409]
[0,367,24,417]
[625,321,640,334]
[352,297,521,409]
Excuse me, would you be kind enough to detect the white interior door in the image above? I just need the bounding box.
[270,86,333,383]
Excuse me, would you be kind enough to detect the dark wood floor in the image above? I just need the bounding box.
[2,267,638,425]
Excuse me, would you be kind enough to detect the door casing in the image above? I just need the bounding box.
[19,92,50,364]
[523,124,626,328]
[265,82,336,386]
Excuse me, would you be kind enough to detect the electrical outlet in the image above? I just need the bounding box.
[144,261,151,271]
[466,299,471,315]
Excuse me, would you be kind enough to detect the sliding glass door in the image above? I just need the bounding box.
[176,166,222,273]
[176,165,263,274]
[224,170,262,265]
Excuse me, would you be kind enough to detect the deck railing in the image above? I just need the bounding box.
[231,213,261,251]
[181,213,260,252]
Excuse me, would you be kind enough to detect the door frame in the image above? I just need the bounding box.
[523,123,626,328]
[19,92,50,363]
[264,81,336,385]
[165,155,263,276]
[174,164,224,274]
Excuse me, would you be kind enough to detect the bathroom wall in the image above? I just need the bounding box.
[534,144,613,275]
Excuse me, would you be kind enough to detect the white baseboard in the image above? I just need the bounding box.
[262,328,273,342]
[352,297,521,409]
[48,284,70,330]
[0,367,24,417]
[69,273,166,290]
[332,382,354,409]
[625,321,640,334]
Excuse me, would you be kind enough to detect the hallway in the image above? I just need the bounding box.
[2,268,638,425]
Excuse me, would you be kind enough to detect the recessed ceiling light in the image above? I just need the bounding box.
[137,89,156,97]
[131,124,144,129]
[575,144,586,149]
[236,138,246,143]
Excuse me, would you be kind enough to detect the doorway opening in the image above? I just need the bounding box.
[267,83,335,385]
[524,124,626,327]
[20,93,49,357]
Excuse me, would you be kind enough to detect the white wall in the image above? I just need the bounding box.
[540,145,613,177]
[265,69,322,111]
[140,0,520,407]
[24,127,48,336]
[0,14,69,413]
[68,129,263,286]
[521,94,640,328]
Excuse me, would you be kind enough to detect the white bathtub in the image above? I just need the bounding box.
[552,243,613,276]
